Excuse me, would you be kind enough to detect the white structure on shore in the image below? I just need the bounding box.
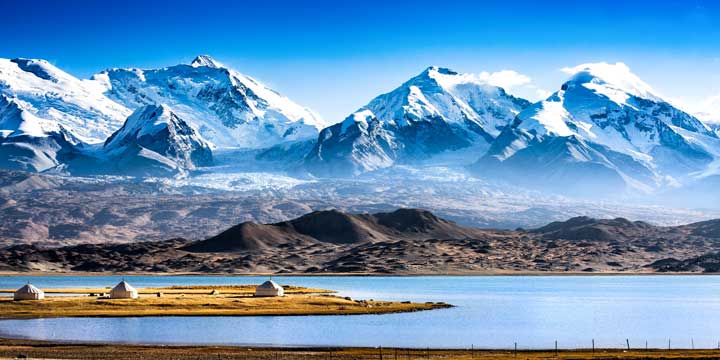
[14,283,45,301]
[255,280,284,297]
[109,280,138,299]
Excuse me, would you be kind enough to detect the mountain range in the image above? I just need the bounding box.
[3,208,720,273]
[0,56,323,175]
[1,56,719,198]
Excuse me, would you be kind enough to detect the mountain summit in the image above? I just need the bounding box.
[304,66,531,176]
[190,55,224,69]
[97,58,325,149]
[474,62,720,195]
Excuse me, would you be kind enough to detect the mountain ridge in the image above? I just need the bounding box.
[3,208,720,274]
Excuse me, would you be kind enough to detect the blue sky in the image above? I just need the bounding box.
[2,0,720,123]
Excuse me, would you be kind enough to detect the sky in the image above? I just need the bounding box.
[2,0,720,124]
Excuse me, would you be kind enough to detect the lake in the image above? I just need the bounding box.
[0,275,719,349]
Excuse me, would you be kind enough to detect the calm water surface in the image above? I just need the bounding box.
[0,275,718,349]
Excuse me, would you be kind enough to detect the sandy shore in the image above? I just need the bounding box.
[1,339,720,359]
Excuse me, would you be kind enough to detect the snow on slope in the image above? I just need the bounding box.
[305,66,531,176]
[67,104,213,177]
[0,58,130,143]
[476,62,720,194]
[0,95,81,172]
[97,55,325,149]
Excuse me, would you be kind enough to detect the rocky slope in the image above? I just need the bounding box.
[2,209,720,274]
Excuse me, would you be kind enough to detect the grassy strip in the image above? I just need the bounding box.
[0,284,333,295]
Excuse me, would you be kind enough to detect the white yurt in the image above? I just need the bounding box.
[109,280,138,299]
[13,283,45,301]
[255,280,284,297]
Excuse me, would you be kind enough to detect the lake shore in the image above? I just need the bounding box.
[1,339,720,359]
[0,285,450,319]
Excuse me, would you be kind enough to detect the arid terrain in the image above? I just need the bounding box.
[2,339,720,360]
[2,208,719,274]
[2,168,717,249]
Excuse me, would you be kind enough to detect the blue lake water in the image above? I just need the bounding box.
[0,275,719,349]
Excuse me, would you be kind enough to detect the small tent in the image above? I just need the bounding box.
[255,280,284,297]
[109,280,138,299]
[14,283,44,301]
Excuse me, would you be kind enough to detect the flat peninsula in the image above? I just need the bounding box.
[0,285,450,319]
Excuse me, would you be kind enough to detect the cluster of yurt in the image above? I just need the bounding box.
[12,279,284,301]
[13,283,45,301]
[255,279,284,297]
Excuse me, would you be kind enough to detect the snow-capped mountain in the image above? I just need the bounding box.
[0,55,326,175]
[0,94,82,172]
[96,104,212,176]
[304,66,531,176]
[96,55,324,149]
[0,58,130,143]
[474,62,720,195]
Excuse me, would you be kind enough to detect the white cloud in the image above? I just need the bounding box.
[477,70,531,90]
[474,70,549,102]
[694,95,720,124]
[668,94,720,124]
[534,88,553,100]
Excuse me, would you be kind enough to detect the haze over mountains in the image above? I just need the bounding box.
[1,55,719,204]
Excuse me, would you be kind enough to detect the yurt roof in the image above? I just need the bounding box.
[257,280,282,290]
[16,284,42,294]
[112,280,136,292]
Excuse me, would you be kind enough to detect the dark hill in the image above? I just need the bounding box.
[532,216,653,241]
[182,208,485,253]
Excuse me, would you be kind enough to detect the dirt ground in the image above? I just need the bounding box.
[2,339,720,360]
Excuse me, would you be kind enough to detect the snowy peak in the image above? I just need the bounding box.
[475,62,720,195]
[190,55,224,69]
[305,66,531,176]
[100,56,324,149]
[9,58,65,83]
[0,94,82,172]
[0,57,130,143]
[360,66,529,132]
[561,62,662,104]
[101,104,213,174]
[105,104,188,148]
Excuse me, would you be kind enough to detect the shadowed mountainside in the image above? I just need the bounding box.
[181,208,482,252]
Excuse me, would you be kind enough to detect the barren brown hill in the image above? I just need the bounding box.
[3,208,720,274]
[182,208,484,253]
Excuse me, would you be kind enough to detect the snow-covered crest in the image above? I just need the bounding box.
[560,62,663,105]
[306,66,531,176]
[0,58,131,143]
[346,65,530,135]
[97,104,213,175]
[99,55,325,149]
[191,55,225,69]
[476,61,720,194]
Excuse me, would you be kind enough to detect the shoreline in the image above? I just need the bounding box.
[2,339,720,359]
